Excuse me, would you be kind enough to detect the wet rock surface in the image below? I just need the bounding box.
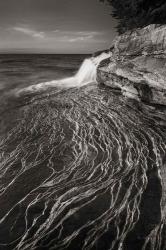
[0,84,166,250]
[0,50,166,250]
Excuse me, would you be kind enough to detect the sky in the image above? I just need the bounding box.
[0,0,117,53]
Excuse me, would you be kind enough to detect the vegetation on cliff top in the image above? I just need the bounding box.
[100,0,166,34]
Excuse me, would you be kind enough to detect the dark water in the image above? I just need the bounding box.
[0,54,87,92]
[0,54,166,250]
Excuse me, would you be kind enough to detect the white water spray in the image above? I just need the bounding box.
[17,52,110,95]
[76,58,97,84]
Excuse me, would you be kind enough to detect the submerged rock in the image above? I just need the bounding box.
[97,24,166,105]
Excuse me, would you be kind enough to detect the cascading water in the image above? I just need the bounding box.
[16,52,110,95]
[75,59,97,84]
[75,52,110,84]
[0,53,166,250]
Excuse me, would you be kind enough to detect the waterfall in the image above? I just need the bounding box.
[76,52,110,85]
[75,59,97,84]
[16,52,110,95]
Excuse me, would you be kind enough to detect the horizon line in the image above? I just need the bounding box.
[0,52,92,55]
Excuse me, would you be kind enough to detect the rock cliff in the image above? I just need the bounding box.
[97,24,166,105]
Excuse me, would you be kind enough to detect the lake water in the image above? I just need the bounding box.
[0,54,166,250]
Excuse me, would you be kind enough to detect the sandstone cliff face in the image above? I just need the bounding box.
[97,24,166,105]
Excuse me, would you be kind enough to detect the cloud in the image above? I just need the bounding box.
[68,35,93,42]
[11,27,103,43]
[51,30,102,42]
[13,26,45,39]
[68,31,100,42]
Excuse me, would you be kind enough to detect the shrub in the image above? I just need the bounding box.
[100,0,166,33]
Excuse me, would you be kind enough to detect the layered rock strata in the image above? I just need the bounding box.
[97,24,166,106]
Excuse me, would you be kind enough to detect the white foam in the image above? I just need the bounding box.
[16,52,110,96]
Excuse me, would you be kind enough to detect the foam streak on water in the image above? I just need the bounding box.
[0,82,166,250]
[16,53,110,96]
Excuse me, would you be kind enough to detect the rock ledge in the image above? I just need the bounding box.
[97,24,166,105]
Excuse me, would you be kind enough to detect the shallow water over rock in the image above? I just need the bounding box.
[0,83,165,250]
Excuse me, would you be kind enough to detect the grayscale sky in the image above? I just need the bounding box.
[0,0,117,53]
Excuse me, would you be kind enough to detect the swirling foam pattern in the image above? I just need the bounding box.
[0,83,166,250]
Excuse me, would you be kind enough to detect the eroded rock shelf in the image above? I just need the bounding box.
[97,24,166,106]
